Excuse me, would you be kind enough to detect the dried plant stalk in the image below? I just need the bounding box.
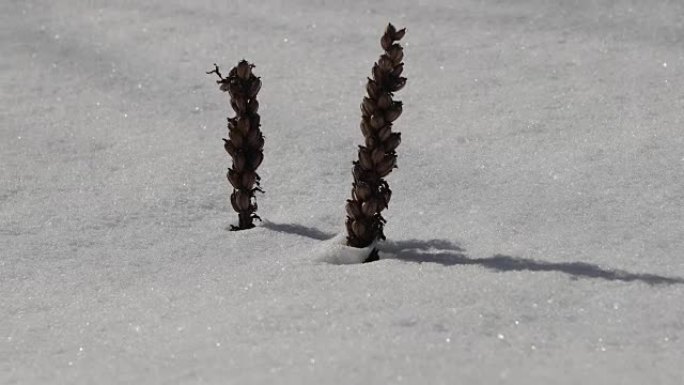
[207,60,264,230]
[345,23,406,261]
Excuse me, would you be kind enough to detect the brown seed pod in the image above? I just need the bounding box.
[250,134,265,151]
[376,155,397,177]
[388,44,403,63]
[381,188,392,208]
[236,60,252,79]
[372,65,384,83]
[377,125,392,141]
[355,182,372,200]
[361,200,378,216]
[352,163,363,181]
[233,153,246,172]
[229,129,244,148]
[223,139,237,157]
[361,97,376,116]
[248,99,259,114]
[230,191,240,212]
[392,63,404,77]
[393,28,406,40]
[250,114,261,129]
[240,171,256,189]
[371,147,385,165]
[360,119,372,137]
[391,77,407,92]
[234,190,251,210]
[345,219,356,241]
[346,200,362,218]
[385,102,403,122]
[249,151,264,170]
[245,125,259,143]
[226,82,240,96]
[231,98,246,114]
[227,169,240,188]
[385,133,401,152]
[248,78,262,98]
[377,93,392,110]
[237,117,251,135]
[370,114,385,129]
[381,34,393,51]
[358,147,373,170]
[366,79,381,99]
[352,220,368,240]
[378,55,394,71]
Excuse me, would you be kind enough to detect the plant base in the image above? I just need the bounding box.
[229,213,256,231]
[363,248,380,263]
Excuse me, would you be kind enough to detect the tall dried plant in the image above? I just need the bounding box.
[207,60,264,230]
[345,23,406,262]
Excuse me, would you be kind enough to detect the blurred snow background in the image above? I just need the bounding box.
[2,0,683,383]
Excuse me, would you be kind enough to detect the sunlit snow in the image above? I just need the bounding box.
[2,0,684,384]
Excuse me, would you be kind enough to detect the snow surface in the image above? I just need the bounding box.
[311,231,376,265]
[2,0,684,383]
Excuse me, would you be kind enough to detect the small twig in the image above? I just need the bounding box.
[206,63,224,80]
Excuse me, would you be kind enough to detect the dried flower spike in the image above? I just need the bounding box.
[207,60,264,230]
[345,23,406,262]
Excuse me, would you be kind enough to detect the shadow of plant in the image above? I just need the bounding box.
[262,220,333,241]
[384,241,684,285]
[264,221,684,286]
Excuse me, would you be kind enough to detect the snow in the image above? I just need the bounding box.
[2,0,684,384]
[311,231,376,265]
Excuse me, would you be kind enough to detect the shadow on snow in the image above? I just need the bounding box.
[262,221,684,286]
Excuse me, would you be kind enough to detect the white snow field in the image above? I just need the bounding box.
[2,0,684,383]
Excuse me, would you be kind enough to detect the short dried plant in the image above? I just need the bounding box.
[207,60,264,230]
[345,23,407,262]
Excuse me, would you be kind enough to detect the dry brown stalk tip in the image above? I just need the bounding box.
[207,60,264,230]
[345,23,406,262]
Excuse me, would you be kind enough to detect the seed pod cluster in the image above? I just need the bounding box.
[208,60,264,230]
[346,23,406,253]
